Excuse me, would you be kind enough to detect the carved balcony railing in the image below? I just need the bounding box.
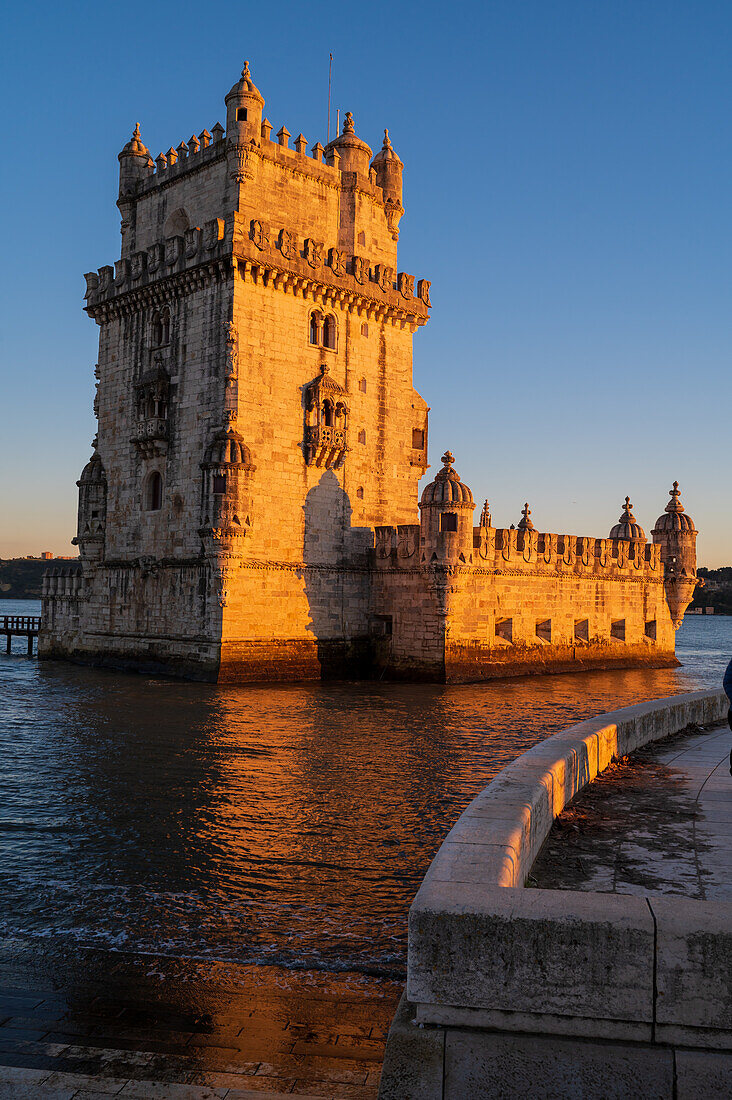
[304,424,347,468]
[132,416,169,457]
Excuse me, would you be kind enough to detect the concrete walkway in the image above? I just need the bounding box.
[531,721,732,899]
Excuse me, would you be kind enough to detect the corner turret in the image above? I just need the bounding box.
[419,451,475,566]
[72,450,107,561]
[225,61,265,144]
[371,130,404,240]
[118,124,152,199]
[652,482,698,628]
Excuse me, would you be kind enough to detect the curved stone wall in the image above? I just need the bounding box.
[380,688,731,1100]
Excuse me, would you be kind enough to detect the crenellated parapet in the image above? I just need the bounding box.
[84,210,430,326]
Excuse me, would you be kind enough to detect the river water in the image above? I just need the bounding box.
[1,598,730,982]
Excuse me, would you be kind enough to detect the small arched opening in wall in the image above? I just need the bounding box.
[322,314,337,350]
[309,310,323,346]
[151,307,171,348]
[164,207,190,238]
[144,471,164,512]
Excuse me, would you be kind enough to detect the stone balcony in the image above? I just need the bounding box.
[132,416,168,458]
[305,424,346,467]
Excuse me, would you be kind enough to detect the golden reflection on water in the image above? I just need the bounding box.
[0,618,728,977]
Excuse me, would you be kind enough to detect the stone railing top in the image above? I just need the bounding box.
[414,688,728,902]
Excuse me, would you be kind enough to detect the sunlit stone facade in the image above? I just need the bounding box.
[40,64,697,682]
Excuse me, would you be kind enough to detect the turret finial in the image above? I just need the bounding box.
[441,450,455,468]
[480,500,491,528]
[343,111,355,134]
[665,481,685,513]
[133,122,141,139]
[383,128,392,148]
[241,60,251,80]
[518,503,534,530]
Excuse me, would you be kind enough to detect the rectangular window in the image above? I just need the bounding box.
[236,107,248,121]
[212,474,227,495]
[536,619,551,643]
[370,615,393,637]
[574,619,589,643]
[495,618,513,643]
[611,619,626,641]
[645,620,657,641]
[412,428,425,449]
[440,512,458,532]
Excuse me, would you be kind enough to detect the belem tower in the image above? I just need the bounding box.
[40,63,699,683]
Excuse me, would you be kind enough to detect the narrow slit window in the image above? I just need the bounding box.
[146,472,163,512]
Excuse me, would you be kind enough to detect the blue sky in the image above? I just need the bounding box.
[1,1,730,565]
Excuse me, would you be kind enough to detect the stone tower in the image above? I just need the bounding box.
[41,62,431,681]
[652,483,698,627]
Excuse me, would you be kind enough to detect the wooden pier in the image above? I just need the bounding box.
[1,615,40,655]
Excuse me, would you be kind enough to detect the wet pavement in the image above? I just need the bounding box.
[0,941,399,1097]
[531,721,732,898]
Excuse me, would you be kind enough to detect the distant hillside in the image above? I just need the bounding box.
[0,558,80,600]
[693,567,732,616]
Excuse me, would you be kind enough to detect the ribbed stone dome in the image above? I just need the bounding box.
[371,129,402,169]
[652,482,696,535]
[203,429,253,467]
[609,497,646,541]
[119,123,149,159]
[78,452,106,484]
[420,451,474,506]
[226,61,264,106]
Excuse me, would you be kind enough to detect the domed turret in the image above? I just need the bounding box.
[225,61,265,144]
[72,451,107,561]
[203,428,254,468]
[609,497,646,541]
[419,451,475,565]
[652,482,698,628]
[371,129,403,204]
[324,112,372,177]
[118,123,152,198]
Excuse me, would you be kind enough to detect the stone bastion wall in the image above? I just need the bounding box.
[378,689,731,1099]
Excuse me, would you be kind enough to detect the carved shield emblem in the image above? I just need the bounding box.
[397,272,414,299]
[279,229,295,259]
[397,525,418,559]
[165,236,182,267]
[375,527,393,559]
[375,264,393,292]
[184,227,201,259]
[329,247,345,277]
[417,279,431,307]
[203,218,225,251]
[250,220,270,251]
[130,252,147,281]
[352,255,366,285]
[304,238,323,268]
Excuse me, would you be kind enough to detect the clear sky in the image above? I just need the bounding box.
[1,1,730,565]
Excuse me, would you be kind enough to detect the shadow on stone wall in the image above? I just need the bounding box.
[299,470,373,676]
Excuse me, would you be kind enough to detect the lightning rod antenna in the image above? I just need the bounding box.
[327,53,333,145]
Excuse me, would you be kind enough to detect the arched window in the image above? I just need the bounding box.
[356,486,364,500]
[323,314,337,350]
[322,399,334,427]
[146,471,163,511]
[309,311,322,346]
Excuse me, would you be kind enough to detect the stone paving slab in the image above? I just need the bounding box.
[0,945,399,1099]
[530,722,732,898]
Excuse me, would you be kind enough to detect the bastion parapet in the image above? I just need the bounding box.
[41,61,698,682]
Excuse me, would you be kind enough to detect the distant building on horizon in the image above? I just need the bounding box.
[41,63,699,682]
